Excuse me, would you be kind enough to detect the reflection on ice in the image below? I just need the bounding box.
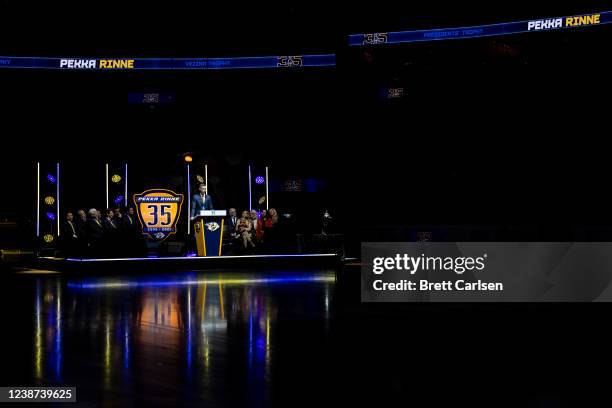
[30,269,335,406]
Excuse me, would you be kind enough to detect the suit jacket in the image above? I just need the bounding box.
[103,218,119,232]
[62,220,79,239]
[191,194,213,218]
[86,218,104,242]
[75,218,87,236]
[226,215,239,236]
[123,213,139,231]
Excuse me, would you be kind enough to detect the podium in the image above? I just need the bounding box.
[193,210,227,256]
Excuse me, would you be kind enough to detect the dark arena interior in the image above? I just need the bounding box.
[0,2,611,407]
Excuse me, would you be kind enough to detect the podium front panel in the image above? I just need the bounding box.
[194,216,225,256]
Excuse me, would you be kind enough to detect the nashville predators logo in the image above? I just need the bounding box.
[134,189,184,241]
[205,222,220,232]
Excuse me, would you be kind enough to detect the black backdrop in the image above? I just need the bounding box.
[1,7,610,252]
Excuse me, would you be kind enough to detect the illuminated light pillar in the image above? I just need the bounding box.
[205,164,208,190]
[36,162,40,237]
[265,166,269,210]
[124,163,128,207]
[105,163,109,209]
[248,165,252,211]
[56,163,60,236]
[187,164,191,234]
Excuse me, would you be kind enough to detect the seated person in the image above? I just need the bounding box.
[255,210,268,242]
[62,211,80,257]
[261,208,280,252]
[86,208,104,257]
[252,209,265,242]
[225,208,240,241]
[238,211,255,249]
[266,208,279,229]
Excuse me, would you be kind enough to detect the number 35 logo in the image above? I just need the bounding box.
[134,189,184,241]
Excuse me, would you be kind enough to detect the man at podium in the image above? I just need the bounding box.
[190,184,225,257]
[191,184,214,220]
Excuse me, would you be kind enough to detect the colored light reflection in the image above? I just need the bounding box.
[255,176,265,185]
[55,281,62,378]
[34,281,42,380]
[104,317,111,389]
[33,279,63,382]
[66,253,337,262]
[114,195,124,204]
[67,274,335,290]
[46,212,55,220]
[29,270,334,393]
[47,174,56,183]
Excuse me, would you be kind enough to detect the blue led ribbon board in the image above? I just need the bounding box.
[0,54,336,70]
[349,11,612,46]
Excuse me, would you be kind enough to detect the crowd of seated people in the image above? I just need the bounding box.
[60,205,285,258]
[61,206,145,258]
[225,207,280,253]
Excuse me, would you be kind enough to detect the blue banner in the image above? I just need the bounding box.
[349,11,612,46]
[0,11,608,70]
[0,54,336,70]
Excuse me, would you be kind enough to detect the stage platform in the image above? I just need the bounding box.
[34,253,342,273]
